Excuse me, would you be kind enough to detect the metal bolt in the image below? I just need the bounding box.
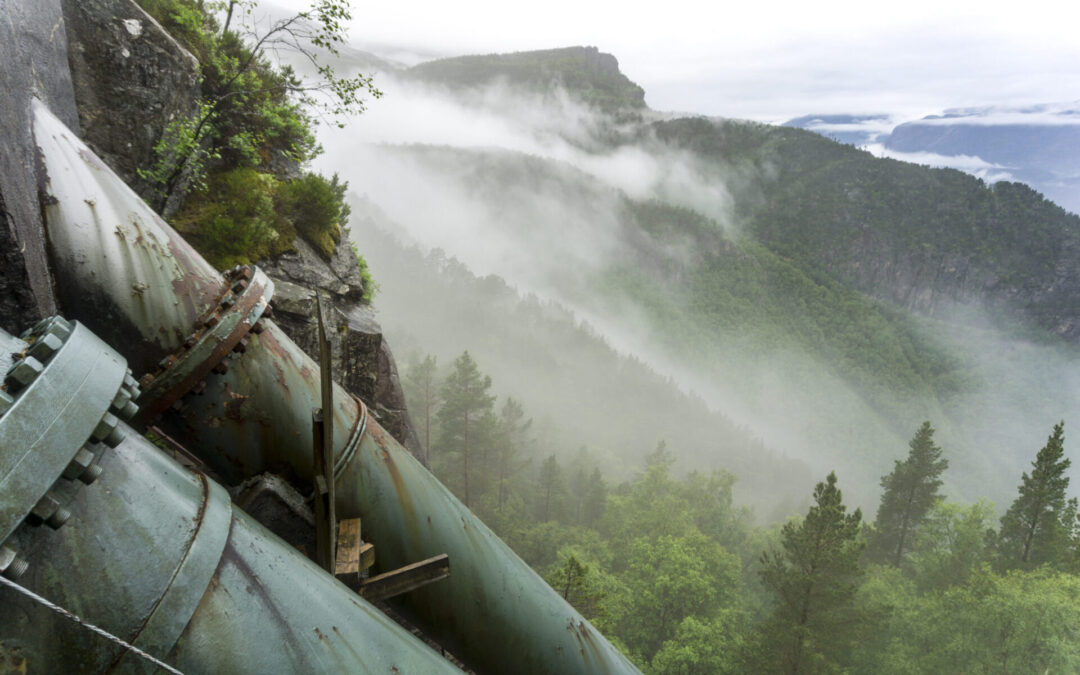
[111,387,133,410]
[111,386,139,420]
[0,546,29,580]
[91,412,125,448]
[27,333,63,363]
[117,400,139,420]
[0,391,13,416]
[183,334,199,349]
[43,317,73,342]
[138,373,154,389]
[29,492,71,530]
[191,380,207,396]
[238,267,253,281]
[204,314,220,328]
[262,304,274,319]
[231,279,249,294]
[250,320,265,335]
[233,337,248,354]
[221,295,236,309]
[157,354,178,370]
[7,356,44,388]
[212,360,229,375]
[22,317,53,338]
[63,447,103,485]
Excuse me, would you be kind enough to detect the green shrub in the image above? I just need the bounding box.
[351,243,379,303]
[277,172,349,258]
[173,168,284,268]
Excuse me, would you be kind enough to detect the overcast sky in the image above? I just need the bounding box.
[267,0,1080,123]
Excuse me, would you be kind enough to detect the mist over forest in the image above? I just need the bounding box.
[310,59,1080,514]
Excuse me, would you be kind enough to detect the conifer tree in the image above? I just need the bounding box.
[758,472,863,674]
[999,421,1073,567]
[536,454,565,522]
[436,351,495,508]
[871,421,948,566]
[403,353,439,464]
[494,397,532,511]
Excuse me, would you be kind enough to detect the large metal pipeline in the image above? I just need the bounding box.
[0,317,458,673]
[34,104,639,673]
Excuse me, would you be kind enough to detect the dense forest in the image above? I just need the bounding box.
[403,348,1080,672]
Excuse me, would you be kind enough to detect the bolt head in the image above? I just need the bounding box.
[91,412,119,444]
[43,317,72,341]
[29,492,62,526]
[0,545,28,580]
[7,356,44,388]
[27,333,63,363]
[63,447,97,481]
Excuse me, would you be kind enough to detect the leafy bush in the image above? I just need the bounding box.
[277,173,348,258]
[173,168,285,267]
[351,243,378,303]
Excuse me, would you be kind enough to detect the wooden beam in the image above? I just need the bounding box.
[358,554,450,602]
[335,518,375,587]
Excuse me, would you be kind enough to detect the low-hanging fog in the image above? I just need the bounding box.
[310,68,1080,516]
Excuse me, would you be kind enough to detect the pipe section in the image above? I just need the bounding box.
[35,100,639,674]
[33,100,225,376]
[0,320,458,674]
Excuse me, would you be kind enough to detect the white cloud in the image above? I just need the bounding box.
[862,143,1016,182]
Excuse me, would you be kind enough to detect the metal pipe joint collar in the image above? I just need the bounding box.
[0,317,139,577]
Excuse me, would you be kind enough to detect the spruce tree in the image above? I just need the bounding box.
[871,421,949,566]
[999,421,1072,567]
[436,351,495,508]
[403,353,439,464]
[758,472,864,674]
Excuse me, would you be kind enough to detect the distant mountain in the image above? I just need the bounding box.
[785,105,1080,214]
[783,113,893,145]
[402,46,647,111]
[646,118,1080,340]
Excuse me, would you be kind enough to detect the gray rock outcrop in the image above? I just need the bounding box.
[62,0,200,215]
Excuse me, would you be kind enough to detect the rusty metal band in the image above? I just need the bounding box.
[136,266,275,421]
[334,395,368,480]
[109,474,232,672]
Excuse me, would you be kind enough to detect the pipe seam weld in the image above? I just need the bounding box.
[108,473,233,672]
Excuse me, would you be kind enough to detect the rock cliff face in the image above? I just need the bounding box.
[0,0,80,333]
[258,240,423,459]
[54,0,424,460]
[62,0,200,216]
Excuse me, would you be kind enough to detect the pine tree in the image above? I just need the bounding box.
[758,472,864,674]
[871,421,949,566]
[403,353,439,464]
[494,397,532,511]
[436,351,495,508]
[536,454,565,522]
[999,421,1073,568]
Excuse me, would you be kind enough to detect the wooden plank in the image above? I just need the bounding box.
[335,519,375,586]
[358,554,450,602]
